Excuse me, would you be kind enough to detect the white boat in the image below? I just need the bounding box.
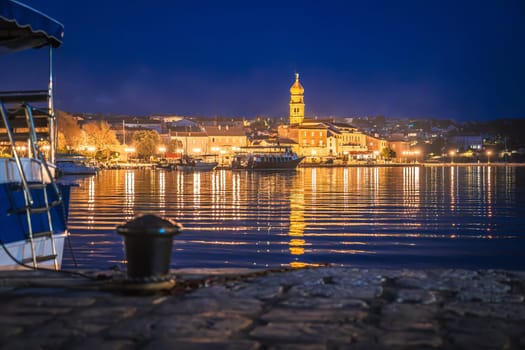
[176,157,218,171]
[0,1,71,270]
[56,156,97,176]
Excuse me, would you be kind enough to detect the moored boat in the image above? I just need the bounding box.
[56,155,98,176]
[0,1,70,270]
[176,155,218,171]
[232,146,304,170]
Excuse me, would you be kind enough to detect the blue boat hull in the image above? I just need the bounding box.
[0,183,71,269]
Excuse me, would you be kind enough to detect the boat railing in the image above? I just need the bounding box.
[236,146,296,155]
[0,93,60,204]
[0,157,53,183]
[24,103,59,198]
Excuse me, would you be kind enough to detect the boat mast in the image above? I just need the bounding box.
[185,125,188,157]
[48,46,56,163]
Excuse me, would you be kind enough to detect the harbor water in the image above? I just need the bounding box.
[63,166,525,270]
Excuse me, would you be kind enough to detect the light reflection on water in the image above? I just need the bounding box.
[64,166,525,270]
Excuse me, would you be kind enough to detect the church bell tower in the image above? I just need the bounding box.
[289,73,305,125]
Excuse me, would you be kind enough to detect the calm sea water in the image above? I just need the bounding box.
[63,166,525,270]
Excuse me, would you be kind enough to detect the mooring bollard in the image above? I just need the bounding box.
[117,214,182,280]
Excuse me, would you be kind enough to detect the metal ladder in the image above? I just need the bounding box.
[0,98,62,269]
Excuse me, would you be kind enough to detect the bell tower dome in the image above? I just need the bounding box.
[289,73,305,125]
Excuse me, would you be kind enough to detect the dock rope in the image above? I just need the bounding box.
[0,237,98,281]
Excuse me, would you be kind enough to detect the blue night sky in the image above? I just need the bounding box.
[4,0,525,121]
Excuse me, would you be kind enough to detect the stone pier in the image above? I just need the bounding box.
[1,267,524,349]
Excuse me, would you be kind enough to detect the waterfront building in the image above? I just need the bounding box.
[204,125,248,151]
[168,126,209,156]
[448,135,483,151]
[296,121,330,160]
[328,122,370,160]
[164,121,248,166]
[365,134,388,155]
[204,124,248,165]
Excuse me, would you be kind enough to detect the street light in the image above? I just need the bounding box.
[486,150,492,164]
[402,150,420,163]
[449,150,455,164]
[414,150,421,163]
[124,147,136,163]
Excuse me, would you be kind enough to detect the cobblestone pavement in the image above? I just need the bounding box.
[1,267,525,349]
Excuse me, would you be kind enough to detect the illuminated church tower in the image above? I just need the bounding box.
[289,73,305,125]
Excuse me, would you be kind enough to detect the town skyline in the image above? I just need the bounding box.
[3,1,525,121]
[56,73,525,167]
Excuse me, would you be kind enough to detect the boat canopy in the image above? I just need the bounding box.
[0,0,63,54]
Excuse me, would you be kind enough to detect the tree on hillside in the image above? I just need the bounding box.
[381,147,396,161]
[56,110,83,152]
[81,121,120,161]
[422,138,445,158]
[166,138,183,153]
[82,121,120,151]
[132,130,161,159]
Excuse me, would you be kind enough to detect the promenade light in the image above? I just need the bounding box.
[158,146,166,153]
[124,147,136,153]
[449,150,455,164]
[401,150,420,163]
[487,150,492,164]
